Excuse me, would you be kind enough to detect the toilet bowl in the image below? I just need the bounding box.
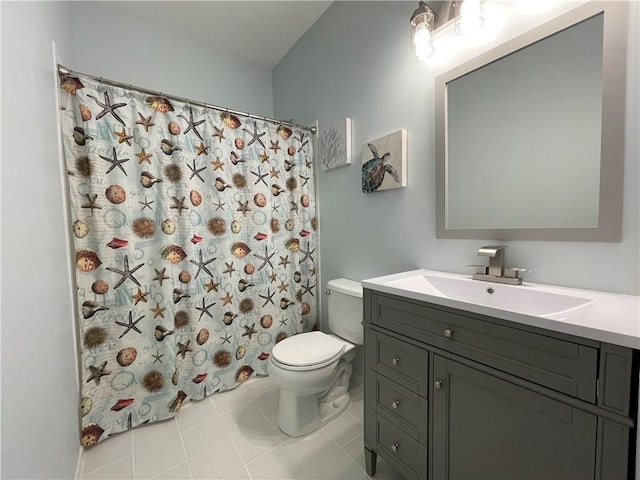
[268,278,363,437]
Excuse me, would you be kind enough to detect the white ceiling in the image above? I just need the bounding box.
[112,1,333,69]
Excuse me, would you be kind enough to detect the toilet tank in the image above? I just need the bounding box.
[327,278,363,345]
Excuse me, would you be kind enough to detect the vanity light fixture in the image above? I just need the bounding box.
[455,0,484,35]
[410,1,436,60]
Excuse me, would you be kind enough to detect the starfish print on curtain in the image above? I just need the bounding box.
[59,73,317,447]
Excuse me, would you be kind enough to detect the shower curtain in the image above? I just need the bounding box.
[59,73,317,446]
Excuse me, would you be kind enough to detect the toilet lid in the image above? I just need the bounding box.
[271,331,346,368]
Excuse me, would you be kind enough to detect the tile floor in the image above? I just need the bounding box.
[77,376,401,479]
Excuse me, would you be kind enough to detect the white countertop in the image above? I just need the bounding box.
[362,269,640,349]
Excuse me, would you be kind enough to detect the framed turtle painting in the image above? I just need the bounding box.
[319,117,352,171]
[362,129,407,193]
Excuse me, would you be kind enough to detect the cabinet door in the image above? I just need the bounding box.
[432,356,597,480]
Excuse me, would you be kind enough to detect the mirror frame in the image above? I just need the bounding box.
[435,1,628,242]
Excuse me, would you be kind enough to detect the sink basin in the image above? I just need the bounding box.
[363,269,639,354]
[385,273,595,320]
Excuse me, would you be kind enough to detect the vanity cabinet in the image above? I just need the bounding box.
[431,356,597,479]
[363,289,638,480]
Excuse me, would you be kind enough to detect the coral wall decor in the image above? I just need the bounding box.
[319,117,351,171]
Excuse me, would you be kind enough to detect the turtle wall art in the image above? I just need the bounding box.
[362,129,407,193]
[319,117,351,171]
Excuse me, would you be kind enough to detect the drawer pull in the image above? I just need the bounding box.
[392,357,400,366]
[391,442,399,452]
[391,400,400,409]
[444,328,454,338]
[434,380,443,389]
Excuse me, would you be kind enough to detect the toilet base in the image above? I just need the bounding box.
[276,359,353,437]
[277,390,352,437]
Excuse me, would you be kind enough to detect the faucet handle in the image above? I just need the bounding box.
[504,267,530,279]
[467,264,488,275]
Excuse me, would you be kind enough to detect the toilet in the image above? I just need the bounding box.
[268,278,363,437]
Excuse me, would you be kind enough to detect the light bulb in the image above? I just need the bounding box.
[413,25,431,47]
[461,0,481,17]
[457,0,483,35]
[413,24,433,60]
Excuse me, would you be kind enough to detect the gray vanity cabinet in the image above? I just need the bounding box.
[431,356,597,480]
[363,289,638,480]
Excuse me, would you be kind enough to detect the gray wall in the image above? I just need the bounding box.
[274,1,639,308]
[71,1,274,117]
[1,1,638,476]
[1,2,79,478]
[1,3,275,478]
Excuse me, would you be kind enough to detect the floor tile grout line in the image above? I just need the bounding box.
[77,435,135,478]
[345,454,370,480]
[211,378,262,417]
[130,418,182,457]
[279,439,314,480]
[209,395,221,416]
[220,400,255,480]
[175,415,196,480]
[218,391,273,438]
[228,425,254,480]
[77,376,370,480]
[257,405,277,426]
[285,443,332,479]
[323,424,364,451]
[338,441,370,479]
[347,409,363,423]
[79,454,133,478]
[178,398,236,477]
[220,378,275,479]
[238,426,293,474]
[80,431,363,479]
[216,387,278,422]
[235,437,289,470]
[254,392,274,424]
[176,401,220,434]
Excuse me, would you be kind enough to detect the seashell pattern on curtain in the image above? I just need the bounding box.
[59,74,317,447]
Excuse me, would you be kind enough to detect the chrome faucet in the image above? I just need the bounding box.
[469,245,528,285]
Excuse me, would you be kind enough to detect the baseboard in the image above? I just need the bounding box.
[74,445,83,479]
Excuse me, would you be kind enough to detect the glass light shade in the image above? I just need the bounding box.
[456,0,484,35]
[414,26,434,59]
[410,1,435,60]
[415,44,435,60]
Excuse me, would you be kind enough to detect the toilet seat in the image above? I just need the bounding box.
[271,331,346,371]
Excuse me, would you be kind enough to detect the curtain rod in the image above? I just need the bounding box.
[57,64,316,134]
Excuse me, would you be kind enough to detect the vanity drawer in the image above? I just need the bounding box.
[366,331,429,397]
[376,412,428,479]
[374,373,429,443]
[371,293,598,402]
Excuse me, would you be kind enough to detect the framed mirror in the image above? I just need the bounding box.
[435,2,628,241]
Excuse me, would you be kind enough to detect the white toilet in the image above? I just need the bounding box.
[268,278,363,437]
